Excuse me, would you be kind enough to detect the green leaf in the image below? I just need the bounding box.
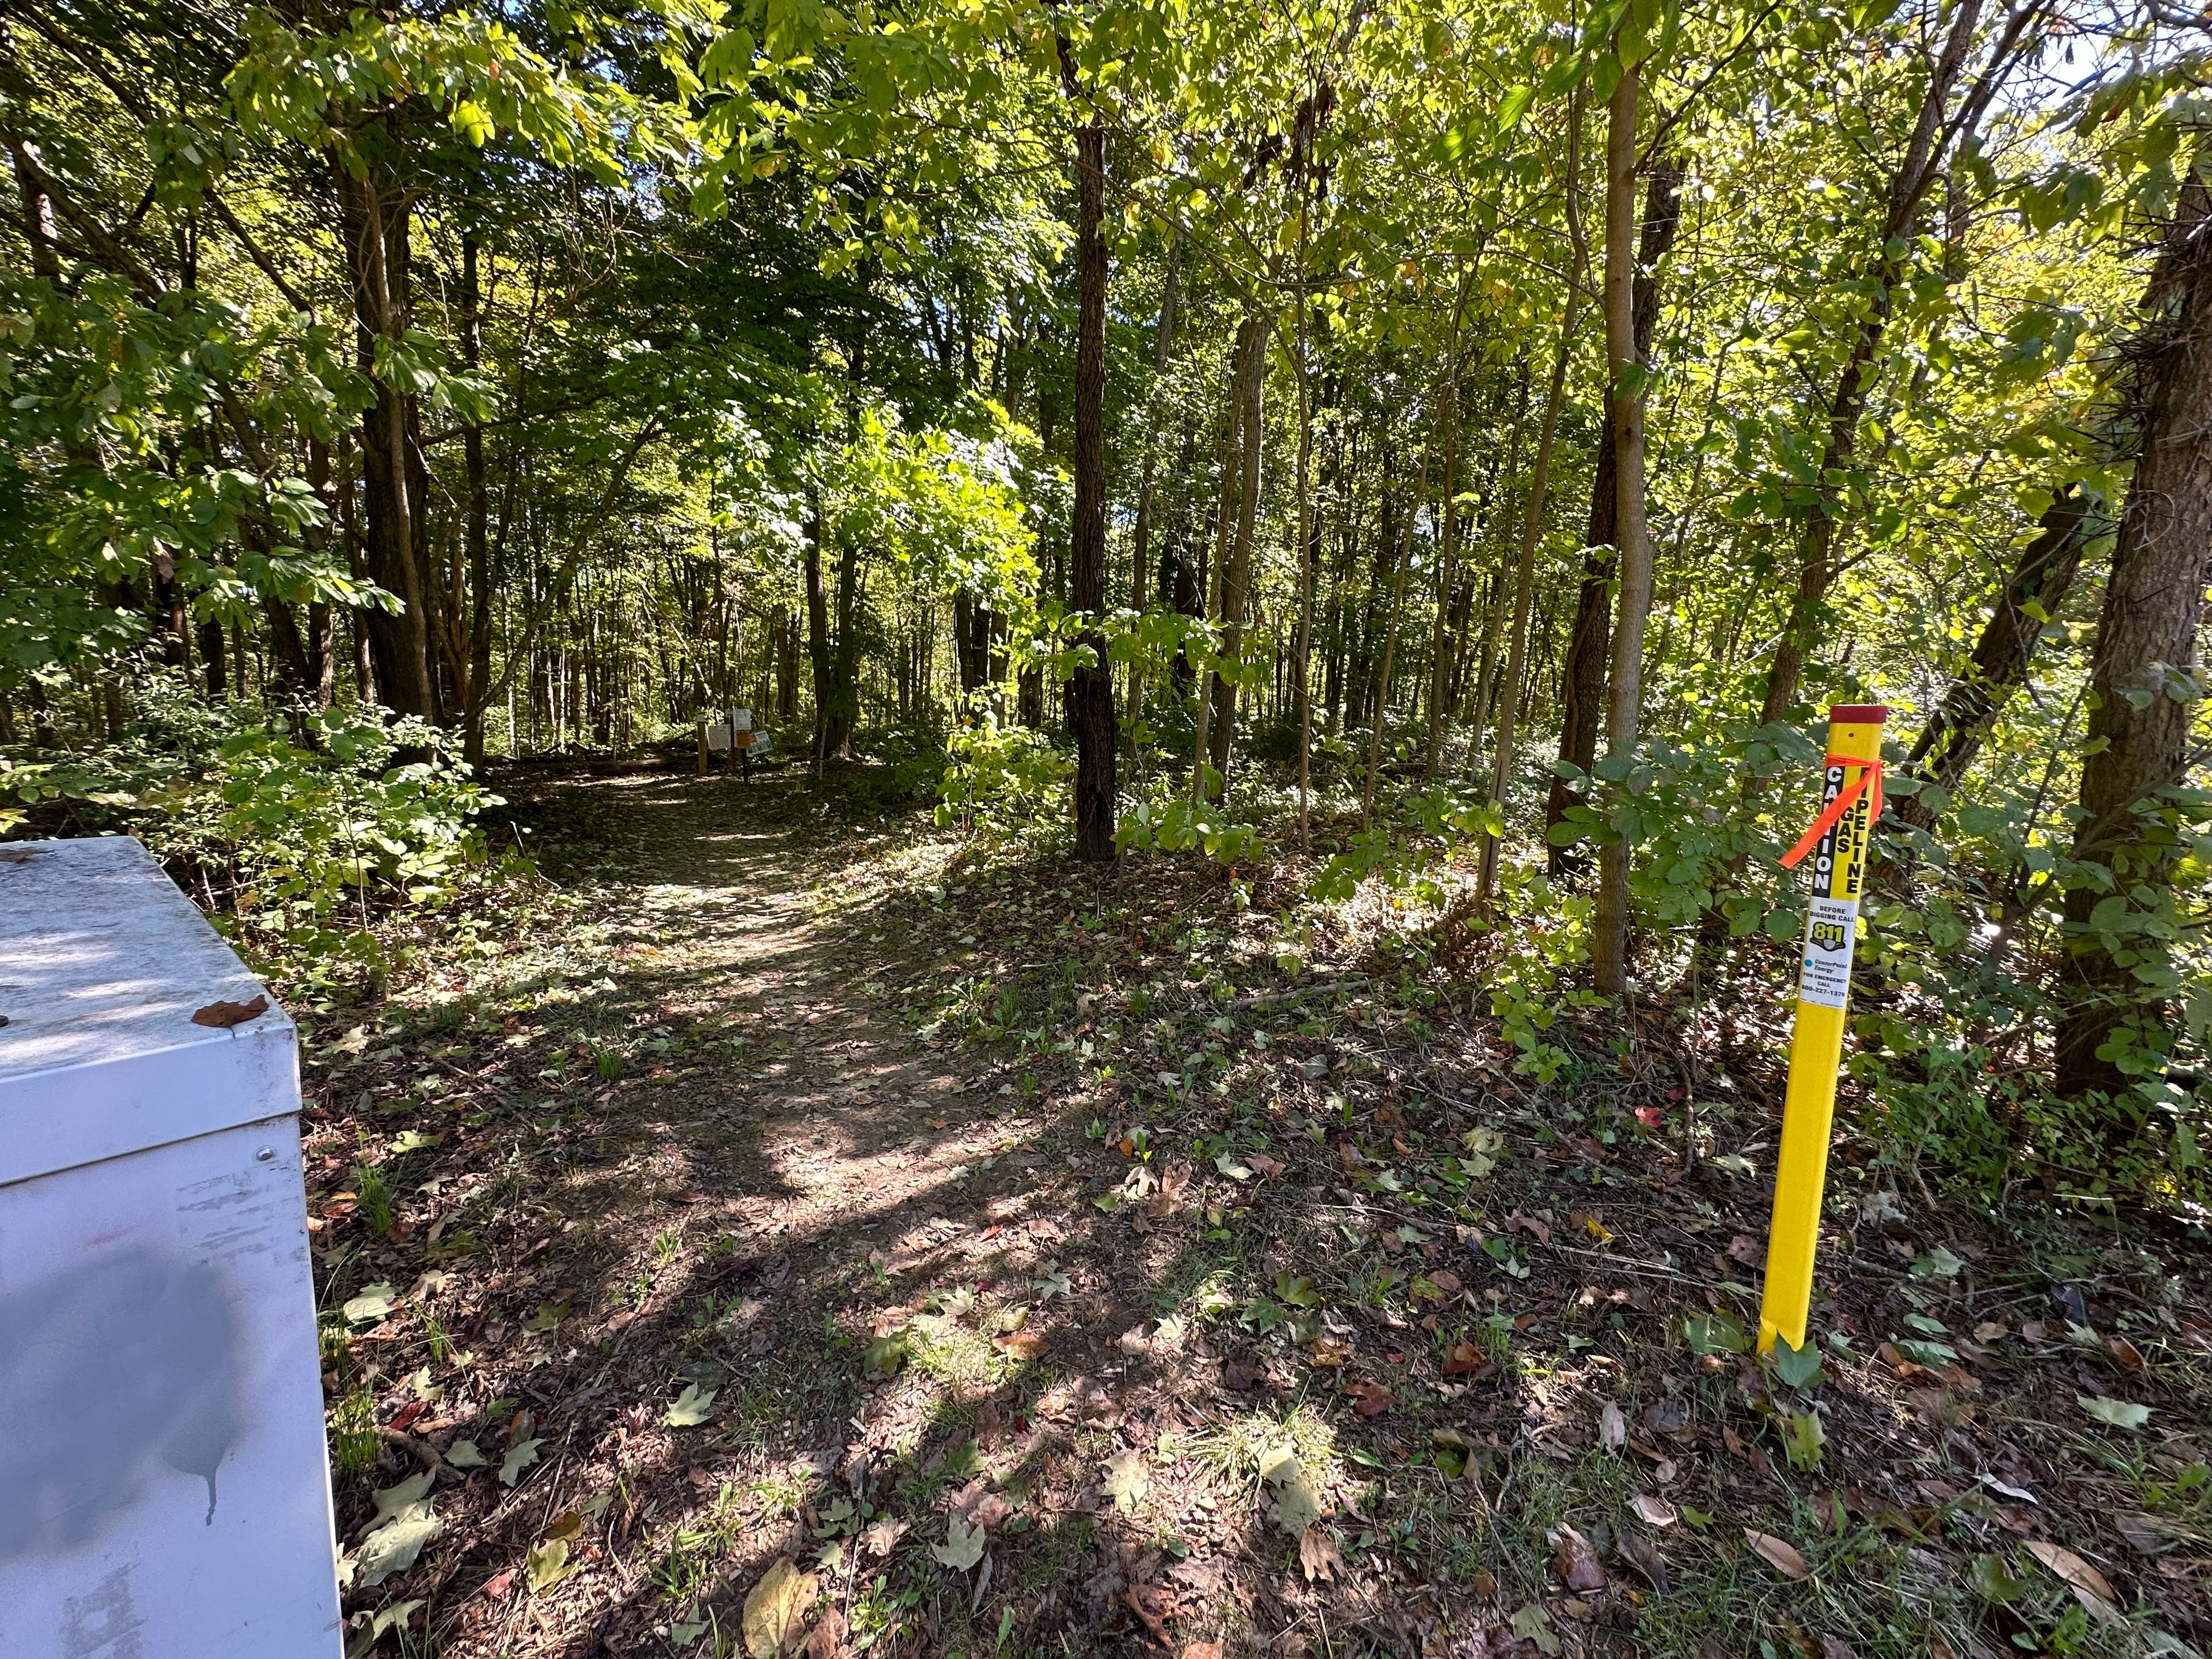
[663,1383,719,1427]
[2079,1393,2150,1430]
[1779,1408,1825,1471]
[343,1283,399,1325]
[1496,85,1536,134]
[1103,1448,1148,1512]
[931,1517,986,1571]
[1684,1312,1752,1355]
[526,1537,574,1593]
[500,1436,544,1487]
[1768,1335,1824,1392]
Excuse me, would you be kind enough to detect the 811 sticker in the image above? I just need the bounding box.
[1798,896,1857,1009]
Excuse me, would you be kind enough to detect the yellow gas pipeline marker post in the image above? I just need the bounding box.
[1758,704,1887,1356]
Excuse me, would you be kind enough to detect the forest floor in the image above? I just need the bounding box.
[304,761,2212,1659]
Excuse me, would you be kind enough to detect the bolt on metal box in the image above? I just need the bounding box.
[0,836,340,1657]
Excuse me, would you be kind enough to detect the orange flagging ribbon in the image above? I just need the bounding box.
[1778,756,1883,871]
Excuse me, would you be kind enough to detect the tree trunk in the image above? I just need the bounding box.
[2055,180,2212,1096]
[460,233,495,766]
[804,497,831,768]
[1548,155,1682,872]
[1206,313,1267,797]
[1127,231,1182,729]
[1593,60,1650,997]
[1067,108,1118,861]
[1481,147,1586,902]
[1363,436,1429,822]
[336,153,436,721]
[1895,484,2095,830]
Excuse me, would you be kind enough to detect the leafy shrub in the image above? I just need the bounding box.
[934,707,1071,842]
[1,675,505,983]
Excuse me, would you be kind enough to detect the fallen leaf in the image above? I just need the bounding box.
[1598,1402,1627,1453]
[445,1438,486,1469]
[1348,1379,1393,1416]
[1551,1524,1606,1593]
[1298,1527,1343,1582]
[2077,1393,2150,1430]
[931,1517,986,1572]
[343,1283,400,1325]
[525,1539,574,1594]
[1744,1530,1810,1580]
[2025,1540,2125,1627]
[2115,1512,2176,1555]
[1103,1449,1149,1512]
[860,1516,909,1559]
[1617,1529,1668,1593]
[1510,1603,1562,1657]
[664,1384,719,1427]
[1262,1450,1325,1535]
[807,1605,849,1659]
[479,1568,518,1600]
[354,1472,440,1589]
[997,1329,1048,1361]
[192,994,270,1028]
[1629,1493,1677,1528]
[1726,1233,1762,1267]
[743,1559,818,1657]
[1181,1645,1224,1659]
[499,1438,543,1488]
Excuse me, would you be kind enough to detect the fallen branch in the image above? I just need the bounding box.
[1229,975,1368,1012]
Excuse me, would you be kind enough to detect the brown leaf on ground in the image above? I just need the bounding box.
[1617,1529,1668,1593]
[192,993,270,1028]
[1819,1638,1858,1659]
[1298,1527,1344,1583]
[1442,1340,1495,1378]
[1629,1492,1677,1528]
[1551,1524,1607,1593]
[2115,1512,2177,1555]
[1726,1233,1762,1266]
[859,1516,908,1559]
[1598,1401,1627,1453]
[1348,1378,1393,1416]
[1744,1531,1810,1580]
[806,1607,849,1659]
[1180,1645,1224,1659]
[742,1559,817,1657]
[2025,1540,2125,1627]
[997,1329,1048,1361]
[1508,1211,1551,1246]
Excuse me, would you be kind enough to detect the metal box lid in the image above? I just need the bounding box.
[0,837,298,1186]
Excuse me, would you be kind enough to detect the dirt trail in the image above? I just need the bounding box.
[329,767,2211,1659]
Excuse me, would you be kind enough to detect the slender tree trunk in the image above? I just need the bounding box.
[1294,198,1319,849]
[804,496,831,771]
[460,234,495,766]
[1127,232,1182,731]
[1364,437,1429,823]
[1593,60,1649,997]
[1067,105,1118,861]
[1207,313,1266,796]
[2055,180,2212,1097]
[1895,484,2096,830]
[1481,152,1586,902]
[337,154,435,721]
[1548,156,1683,872]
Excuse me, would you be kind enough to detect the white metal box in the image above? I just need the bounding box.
[0,836,341,1657]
